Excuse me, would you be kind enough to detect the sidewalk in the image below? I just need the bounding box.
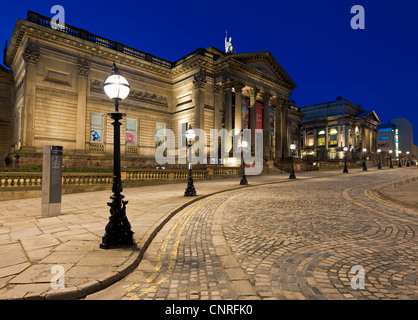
[378,177,418,208]
[0,167,390,300]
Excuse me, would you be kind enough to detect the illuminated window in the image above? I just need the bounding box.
[318,137,325,146]
[126,119,137,146]
[90,113,104,143]
[329,127,338,145]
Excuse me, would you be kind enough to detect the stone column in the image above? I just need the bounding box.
[76,61,89,151]
[261,91,271,159]
[248,88,259,149]
[234,82,245,137]
[281,99,289,158]
[213,84,223,130]
[223,78,234,155]
[193,72,207,130]
[22,44,40,150]
[275,97,283,161]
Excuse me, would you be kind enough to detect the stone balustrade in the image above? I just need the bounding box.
[0,168,237,200]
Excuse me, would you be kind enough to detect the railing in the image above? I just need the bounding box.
[26,11,173,69]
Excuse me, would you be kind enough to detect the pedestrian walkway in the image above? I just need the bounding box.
[378,178,418,208]
[0,167,414,300]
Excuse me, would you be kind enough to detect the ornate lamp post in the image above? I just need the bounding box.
[406,151,410,167]
[100,63,134,249]
[343,147,349,173]
[389,150,393,168]
[398,150,402,167]
[239,137,248,185]
[362,148,368,171]
[184,125,197,196]
[377,149,382,169]
[289,144,297,179]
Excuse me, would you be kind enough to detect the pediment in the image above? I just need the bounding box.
[229,52,297,89]
[360,110,381,124]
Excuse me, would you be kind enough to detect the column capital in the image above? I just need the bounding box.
[213,83,223,94]
[234,82,245,93]
[77,60,90,76]
[23,44,40,64]
[223,78,234,90]
[261,91,272,102]
[193,73,207,89]
[248,87,259,98]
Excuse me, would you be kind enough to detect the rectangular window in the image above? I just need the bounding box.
[126,118,137,146]
[155,123,166,147]
[318,137,325,147]
[90,113,104,143]
[329,133,338,145]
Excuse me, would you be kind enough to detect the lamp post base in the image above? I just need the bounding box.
[184,169,197,196]
[100,198,134,249]
[343,167,349,173]
[240,176,248,185]
[289,171,296,179]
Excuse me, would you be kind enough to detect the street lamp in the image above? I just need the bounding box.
[100,63,134,250]
[406,151,410,167]
[377,149,382,170]
[362,148,367,171]
[398,150,402,167]
[239,137,249,185]
[289,143,297,179]
[343,147,349,173]
[184,125,197,196]
[389,150,393,168]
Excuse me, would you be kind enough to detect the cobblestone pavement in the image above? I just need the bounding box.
[87,168,418,300]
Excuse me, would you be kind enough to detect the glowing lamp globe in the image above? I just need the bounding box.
[104,63,130,100]
[185,126,196,141]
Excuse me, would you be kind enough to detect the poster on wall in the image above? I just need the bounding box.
[242,98,249,129]
[256,102,263,130]
[155,123,166,147]
[126,118,137,146]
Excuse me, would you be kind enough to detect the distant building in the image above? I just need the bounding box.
[300,97,381,161]
[378,117,416,164]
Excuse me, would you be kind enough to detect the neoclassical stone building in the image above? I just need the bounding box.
[300,97,380,161]
[1,11,302,168]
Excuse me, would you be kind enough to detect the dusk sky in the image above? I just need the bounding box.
[1,0,417,144]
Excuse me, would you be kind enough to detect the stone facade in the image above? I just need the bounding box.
[301,97,381,161]
[0,65,12,165]
[2,11,302,168]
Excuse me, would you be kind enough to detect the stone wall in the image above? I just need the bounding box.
[0,66,12,165]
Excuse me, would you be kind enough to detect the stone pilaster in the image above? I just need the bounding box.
[22,44,40,150]
[193,72,207,130]
[76,60,90,151]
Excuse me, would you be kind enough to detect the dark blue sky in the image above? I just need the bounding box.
[1,0,417,144]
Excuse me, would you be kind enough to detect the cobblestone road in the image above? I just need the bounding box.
[87,168,418,300]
